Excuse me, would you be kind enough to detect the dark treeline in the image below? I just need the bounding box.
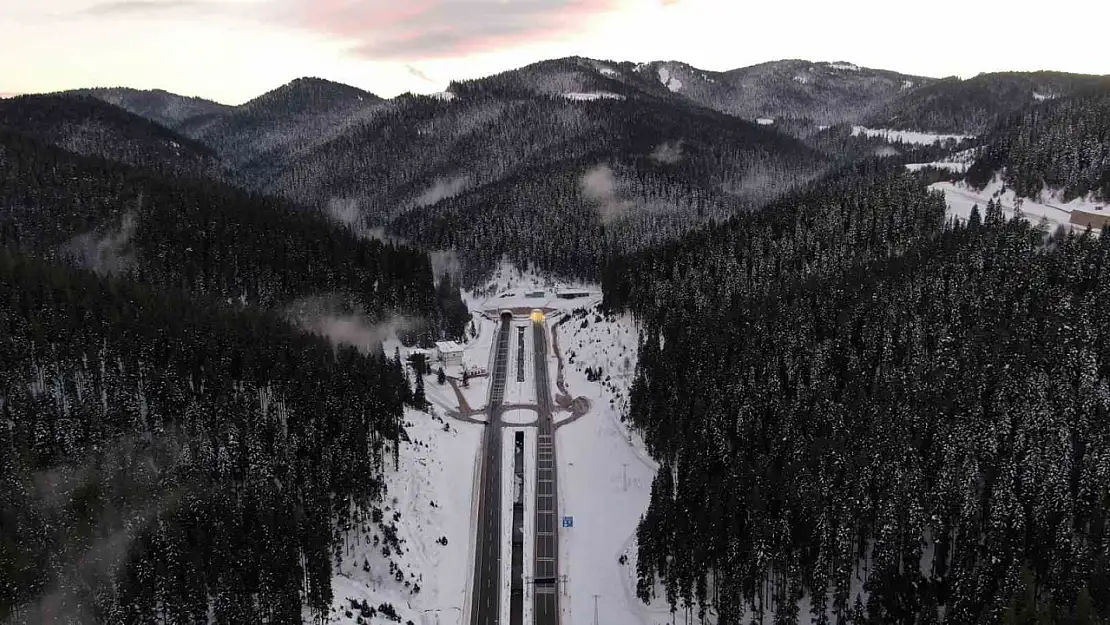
[0,94,223,180]
[865,72,1107,135]
[0,128,470,342]
[967,84,1110,201]
[607,165,1110,624]
[0,250,416,623]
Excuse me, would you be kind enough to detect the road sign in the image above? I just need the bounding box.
[562,516,573,528]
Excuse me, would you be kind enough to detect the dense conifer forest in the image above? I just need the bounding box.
[605,164,1110,624]
[0,251,416,623]
[966,85,1110,201]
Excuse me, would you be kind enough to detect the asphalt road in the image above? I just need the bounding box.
[531,319,560,625]
[471,316,512,625]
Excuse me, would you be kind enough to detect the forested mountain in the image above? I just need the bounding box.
[0,94,224,179]
[0,128,469,342]
[604,161,1110,623]
[966,82,1110,200]
[637,59,928,133]
[867,71,1108,135]
[0,250,415,623]
[173,77,388,177]
[68,86,231,129]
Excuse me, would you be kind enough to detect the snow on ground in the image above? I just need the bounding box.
[793,74,810,84]
[467,261,602,315]
[932,177,1108,232]
[1033,92,1054,101]
[657,67,683,92]
[504,319,535,405]
[310,406,481,625]
[553,307,679,625]
[756,118,775,125]
[851,125,974,145]
[598,66,620,77]
[562,92,624,101]
[430,91,457,101]
[828,62,860,71]
[905,161,969,173]
[902,79,915,90]
[502,408,535,425]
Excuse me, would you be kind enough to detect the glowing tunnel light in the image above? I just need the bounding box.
[530,309,545,323]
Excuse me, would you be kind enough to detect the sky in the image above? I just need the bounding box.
[1,0,1108,105]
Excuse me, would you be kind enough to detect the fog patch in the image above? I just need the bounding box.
[874,145,901,157]
[430,248,461,280]
[413,175,470,208]
[650,141,683,164]
[61,211,137,276]
[581,165,634,224]
[286,295,420,354]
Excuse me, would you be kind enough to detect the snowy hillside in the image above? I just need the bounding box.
[308,406,481,625]
[851,125,974,145]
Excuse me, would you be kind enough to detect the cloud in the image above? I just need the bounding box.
[580,164,633,224]
[413,174,470,207]
[405,64,434,83]
[285,294,421,353]
[61,211,137,276]
[650,140,683,164]
[81,0,226,16]
[274,0,623,61]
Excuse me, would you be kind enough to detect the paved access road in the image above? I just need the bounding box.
[470,316,512,625]
[531,318,560,625]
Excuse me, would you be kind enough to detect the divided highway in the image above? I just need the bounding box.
[531,317,560,625]
[470,316,512,625]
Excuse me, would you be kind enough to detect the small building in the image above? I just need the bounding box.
[524,290,545,298]
[434,341,465,367]
[556,289,591,299]
[1070,208,1109,231]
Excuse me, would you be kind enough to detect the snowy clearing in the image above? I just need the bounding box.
[932,177,1108,232]
[756,118,775,125]
[597,66,620,78]
[430,91,457,101]
[851,125,975,145]
[793,74,810,84]
[828,62,860,71]
[561,92,624,102]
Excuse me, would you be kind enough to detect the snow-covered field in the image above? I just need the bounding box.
[851,125,974,145]
[932,177,1108,232]
[905,161,969,173]
[309,406,480,625]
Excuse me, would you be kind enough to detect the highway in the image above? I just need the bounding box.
[531,317,560,625]
[470,315,512,625]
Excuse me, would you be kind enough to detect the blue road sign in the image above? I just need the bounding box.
[562,516,573,528]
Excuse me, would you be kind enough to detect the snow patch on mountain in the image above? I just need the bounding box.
[597,66,620,78]
[851,125,975,145]
[430,91,457,101]
[562,92,624,101]
[657,67,683,92]
[756,117,775,125]
[828,62,860,71]
[902,79,914,90]
[793,74,811,84]
[1033,92,1054,101]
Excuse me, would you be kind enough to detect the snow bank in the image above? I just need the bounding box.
[851,125,975,145]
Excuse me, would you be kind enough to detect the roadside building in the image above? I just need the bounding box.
[434,341,465,368]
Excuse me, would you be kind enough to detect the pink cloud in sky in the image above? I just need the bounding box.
[276,0,624,61]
